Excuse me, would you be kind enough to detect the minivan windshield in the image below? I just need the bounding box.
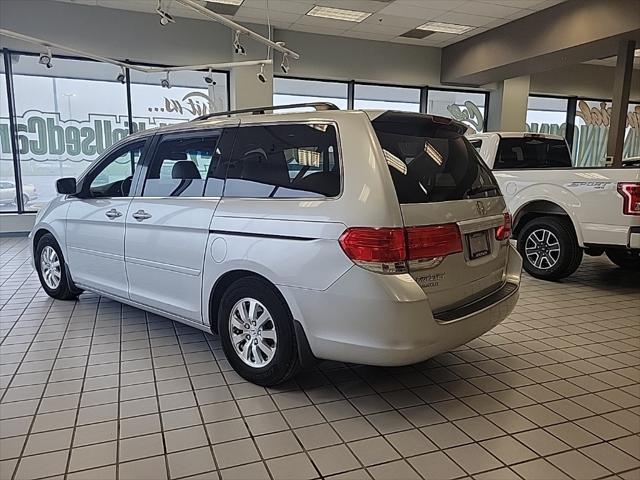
[372,112,500,204]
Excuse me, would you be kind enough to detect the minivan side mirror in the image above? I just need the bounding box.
[56,177,77,195]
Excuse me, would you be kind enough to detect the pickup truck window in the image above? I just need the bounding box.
[372,112,500,204]
[496,137,572,169]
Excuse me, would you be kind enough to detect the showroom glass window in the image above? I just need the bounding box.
[526,96,569,138]
[354,84,420,112]
[274,78,348,110]
[427,89,487,133]
[129,69,228,129]
[573,99,640,167]
[11,55,129,210]
[0,57,18,212]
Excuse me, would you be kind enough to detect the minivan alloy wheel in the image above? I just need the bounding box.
[524,228,560,270]
[229,297,277,367]
[40,245,61,289]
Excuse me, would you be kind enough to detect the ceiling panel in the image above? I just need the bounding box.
[54,0,569,47]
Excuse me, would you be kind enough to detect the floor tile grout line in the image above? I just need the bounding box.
[9,297,79,480]
[60,296,101,479]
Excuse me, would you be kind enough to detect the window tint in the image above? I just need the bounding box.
[88,141,145,198]
[143,132,221,197]
[495,137,571,169]
[224,124,340,198]
[372,112,500,204]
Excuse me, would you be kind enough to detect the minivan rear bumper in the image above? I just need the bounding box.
[280,243,522,366]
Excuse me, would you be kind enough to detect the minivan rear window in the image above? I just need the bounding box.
[372,112,500,204]
[495,137,571,169]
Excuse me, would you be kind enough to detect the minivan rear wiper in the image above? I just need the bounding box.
[465,185,500,197]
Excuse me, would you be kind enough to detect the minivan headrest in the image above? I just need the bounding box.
[171,161,201,180]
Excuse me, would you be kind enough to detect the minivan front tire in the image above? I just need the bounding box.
[35,233,82,300]
[218,277,300,386]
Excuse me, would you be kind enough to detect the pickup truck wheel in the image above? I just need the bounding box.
[605,249,640,270]
[218,277,300,386]
[518,216,583,280]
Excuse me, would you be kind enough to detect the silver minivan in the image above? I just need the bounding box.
[31,103,522,386]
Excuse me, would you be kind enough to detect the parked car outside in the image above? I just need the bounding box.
[30,104,522,385]
[0,180,38,207]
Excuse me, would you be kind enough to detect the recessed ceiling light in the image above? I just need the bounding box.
[417,21,474,34]
[204,0,244,5]
[306,5,371,23]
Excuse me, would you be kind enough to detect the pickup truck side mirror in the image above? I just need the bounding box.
[56,177,77,195]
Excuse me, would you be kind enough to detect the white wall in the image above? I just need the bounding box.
[530,63,640,100]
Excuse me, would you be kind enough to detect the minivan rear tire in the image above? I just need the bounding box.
[517,216,583,280]
[218,277,300,386]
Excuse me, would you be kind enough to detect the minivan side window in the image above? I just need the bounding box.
[142,131,221,197]
[87,140,145,198]
[224,123,340,199]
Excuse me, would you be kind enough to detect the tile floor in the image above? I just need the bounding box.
[0,235,638,480]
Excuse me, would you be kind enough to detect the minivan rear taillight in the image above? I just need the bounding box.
[406,224,462,260]
[339,224,462,273]
[495,212,512,240]
[618,182,640,216]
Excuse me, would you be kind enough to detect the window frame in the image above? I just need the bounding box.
[0,47,231,214]
[74,136,151,199]
[221,120,344,201]
[138,128,227,199]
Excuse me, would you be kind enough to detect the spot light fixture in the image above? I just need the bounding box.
[39,47,52,68]
[256,63,266,84]
[280,52,289,74]
[233,31,246,55]
[116,67,126,84]
[160,71,171,88]
[157,0,175,26]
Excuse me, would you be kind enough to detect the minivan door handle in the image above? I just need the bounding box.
[105,208,122,220]
[132,209,152,221]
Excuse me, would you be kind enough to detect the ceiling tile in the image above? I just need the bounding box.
[346,30,395,41]
[453,1,526,18]
[378,3,448,21]
[362,13,425,28]
[242,0,313,15]
[235,6,301,23]
[303,0,389,13]
[477,0,542,8]
[349,22,413,35]
[294,15,360,29]
[394,0,467,10]
[433,10,497,27]
[287,24,349,36]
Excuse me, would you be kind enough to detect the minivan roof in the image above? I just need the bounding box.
[130,108,468,138]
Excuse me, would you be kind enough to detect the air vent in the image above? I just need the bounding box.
[399,29,434,39]
[205,2,242,15]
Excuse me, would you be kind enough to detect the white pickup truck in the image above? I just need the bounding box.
[467,132,640,280]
